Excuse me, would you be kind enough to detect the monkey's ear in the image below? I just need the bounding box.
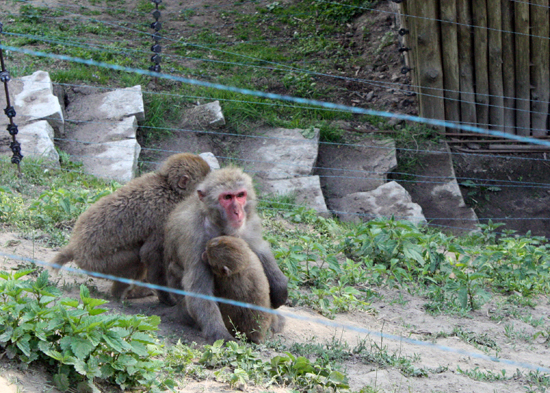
[222,266,232,276]
[201,251,208,262]
[177,175,190,189]
[197,189,206,201]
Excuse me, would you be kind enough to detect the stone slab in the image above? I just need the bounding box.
[16,121,60,167]
[400,141,479,234]
[199,152,220,170]
[0,70,64,138]
[71,139,141,184]
[260,175,329,215]
[66,85,144,121]
[66,116,138,144]
[317,137,397,200]
[181,101,225,128]
[332,181,426,225]
[241,127,320,180]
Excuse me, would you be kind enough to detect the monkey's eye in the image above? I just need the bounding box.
[223,194,233,200]
[237,191,246,198]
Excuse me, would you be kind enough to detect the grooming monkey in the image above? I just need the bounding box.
[51,153,211,301]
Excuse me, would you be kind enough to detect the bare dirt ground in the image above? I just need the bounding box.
[1,231,550,393]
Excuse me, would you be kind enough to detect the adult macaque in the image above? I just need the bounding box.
[51,153,211,302]
[164,166,288,342]
[203,236,274,343]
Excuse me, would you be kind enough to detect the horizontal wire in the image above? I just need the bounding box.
[1,250,548,374]
[4,155,549,224]
[4,45,543,144]
[9,0,550,109]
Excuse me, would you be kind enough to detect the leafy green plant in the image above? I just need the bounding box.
[197,339,349,391]
[0,270,173,392]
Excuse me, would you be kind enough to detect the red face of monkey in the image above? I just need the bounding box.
[219,189,247,229]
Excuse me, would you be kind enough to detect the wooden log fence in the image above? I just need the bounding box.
[396,0,550,138]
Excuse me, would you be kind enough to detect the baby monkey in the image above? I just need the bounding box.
[203,236,283,343]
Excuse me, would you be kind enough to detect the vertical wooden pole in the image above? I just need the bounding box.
[402,0,421,100]
[530,0,549,137]
[472,0,489,129]
[414,0,445,130]
[486,0,504,131]
[440,0,460,129]
[457,0,477,129]
[514,0,530,136]
[501,0,515,134]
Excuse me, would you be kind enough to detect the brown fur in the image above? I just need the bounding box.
[204,236,274,343]
[164,166,288,343]
[51,153,211,302]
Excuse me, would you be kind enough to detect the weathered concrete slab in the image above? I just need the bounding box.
[66,116,138,143]
[66,85,144,121]
[13,71,64,137]
[241,127,320,180]
[0,70,64,139]
[16,121,60,167]
[400,141,479,234]
[259,175,329,215]
[181,101,225,128]
[199,152,220,170]
[61,83,143,182]
[332,181,426,225]
[317,137,397,201]
[67,138,141,184]
[60,116,140,183]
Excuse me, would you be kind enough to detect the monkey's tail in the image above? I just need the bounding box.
[50,246,74,270]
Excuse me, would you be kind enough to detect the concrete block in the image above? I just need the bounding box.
[260,175,329,215]
[17,121,60,167]
[244,127,319,180]
[12,70,64,137]
[181,101,226,128]
[199,152,220,170]
[332,181,426,225]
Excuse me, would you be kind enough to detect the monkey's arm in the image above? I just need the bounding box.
[182,258,235,342]
[248,238,288,309]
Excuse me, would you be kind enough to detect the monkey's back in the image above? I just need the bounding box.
[215,254,272,343]
[70,173,182,258]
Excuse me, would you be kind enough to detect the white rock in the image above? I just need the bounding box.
[199,152,220,170]
[332,181,426,225]
[14,70,64,137]
[260,175,329,215]
[17,121,60,167]
[98,85,145,121]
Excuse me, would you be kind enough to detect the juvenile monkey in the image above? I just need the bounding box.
[51,153,211,302]
[164,166,288,342]
[203,236,275,343]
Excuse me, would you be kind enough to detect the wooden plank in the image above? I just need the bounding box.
[440,0,460,128]
[501,0,515,134]
[486,0,504,131]
[530,0,550,137]
[457,0,477,129]
[401,0,421,100]
[472,0,489,129]
[414,0,445,130]
[514,0,530,135]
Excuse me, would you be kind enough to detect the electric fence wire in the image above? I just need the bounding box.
[0,250,549,374]
[8,0,550,110]
[52,131,550,189]
[4,154,550,227]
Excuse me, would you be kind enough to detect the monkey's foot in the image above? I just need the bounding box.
[124,285,155,299]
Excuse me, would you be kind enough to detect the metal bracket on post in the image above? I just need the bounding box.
[149,0,162,76]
